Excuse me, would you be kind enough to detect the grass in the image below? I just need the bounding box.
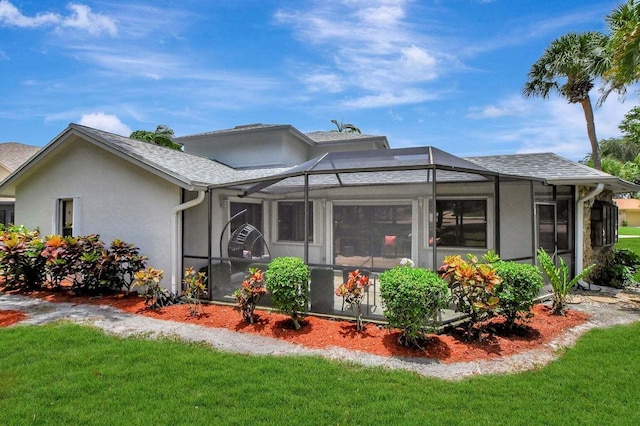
[618,226,640,236]
[1,322,640,425]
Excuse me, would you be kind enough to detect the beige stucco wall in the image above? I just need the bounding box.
[13,136,181,283]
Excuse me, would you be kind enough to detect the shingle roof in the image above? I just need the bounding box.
[305,131,383,143]
[0,142,40,172]
[173,123,288,140]
[73,125,246,188]
[466,153,612,180]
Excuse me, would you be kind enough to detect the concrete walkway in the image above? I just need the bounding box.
[2,290,640,380]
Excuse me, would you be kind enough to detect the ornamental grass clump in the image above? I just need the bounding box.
[379,266,449,348]
[537,248,595,315]
[233,268,267,324]
[439,253,502,340]
[335,269,371,332]
[265,257,310,330]
[494,260,544,332]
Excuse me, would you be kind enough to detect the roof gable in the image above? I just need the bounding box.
[0,142,40,172]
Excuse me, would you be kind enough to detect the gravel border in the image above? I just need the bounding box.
[2,291,639,380]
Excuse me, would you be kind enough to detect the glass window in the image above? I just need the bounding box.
[431,199,487,248]
[60,199,73,237]
[277,201,313,242]
[591,201,618,247]
[334,204,412,268]
[0,209,5,225]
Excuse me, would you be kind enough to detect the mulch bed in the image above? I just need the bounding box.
[0,286,589,363]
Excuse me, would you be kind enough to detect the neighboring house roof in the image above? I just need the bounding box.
[614,198,640,210]
[0,142,40,172]
[467,153,639,193]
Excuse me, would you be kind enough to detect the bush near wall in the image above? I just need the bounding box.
[0,227,147,295]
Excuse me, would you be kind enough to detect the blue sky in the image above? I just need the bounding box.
[0,0,637,161]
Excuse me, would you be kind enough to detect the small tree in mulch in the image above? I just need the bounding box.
[335,269,371,332]
[233,268,266,324]
[537,248,595,315]
[439,252,502,340]
[182,267,207,317]
[265,257,310,330]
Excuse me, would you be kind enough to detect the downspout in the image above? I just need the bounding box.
[575,183,604,275]
[171,190,206,293]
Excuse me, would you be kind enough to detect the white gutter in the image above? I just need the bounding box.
[171,190,206,293]
[575,183,604,275]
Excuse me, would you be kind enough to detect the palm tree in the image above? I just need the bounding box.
[130,124,182,151]
[330,119,361,134]
[606,0,640,87]
[523,32,610,170]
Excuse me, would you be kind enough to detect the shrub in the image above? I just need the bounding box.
[233,268,266,324]
[439,253,502,339]
[0,227,45,289]
[133,267,179,309]
[335,269,371,332]
[494,261,544,331]
[537,248,595,315]
[264,257,310,330]
[379,266,449,348]
[590,248,640,289]
[99,239,148,295]
[182,267,207,317]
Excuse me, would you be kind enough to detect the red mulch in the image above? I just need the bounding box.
[0,309,27,327]
[0,286,589,363]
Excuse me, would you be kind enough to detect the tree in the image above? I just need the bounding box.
[330,119,361,134]
[523,32,610,170]
[130,125,182,151]
[606,0,640,87]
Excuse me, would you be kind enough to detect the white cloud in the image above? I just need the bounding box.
[0,0,58,27]
[467,95,533,119]
[78,113,131,136]
[60,3,117,36]
[0,1,116,36]
[274,1,447,108]
[467,89,640,161]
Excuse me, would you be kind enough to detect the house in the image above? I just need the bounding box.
[0,123,636,320]
[0,142,40,226]
[614,198,640,226]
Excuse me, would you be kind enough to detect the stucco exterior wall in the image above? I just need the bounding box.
[14,136,181,283]
[181,128,309,168]
[499,181,534,261]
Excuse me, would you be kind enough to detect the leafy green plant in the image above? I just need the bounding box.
[335,269,371,332]
[590,248,640,288]
[233,268,267,324]
[264,257,310,330]
[182,267,207,316]
[494,261,544,331]
[99,239,148,295]
[379,266,449,348]
[133,267,179,309]
[537,248,595,315]
[439,253,502,339]
[0,228,45,289]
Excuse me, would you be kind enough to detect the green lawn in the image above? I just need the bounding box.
[1,322,640,425]
[618,226,640,236]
